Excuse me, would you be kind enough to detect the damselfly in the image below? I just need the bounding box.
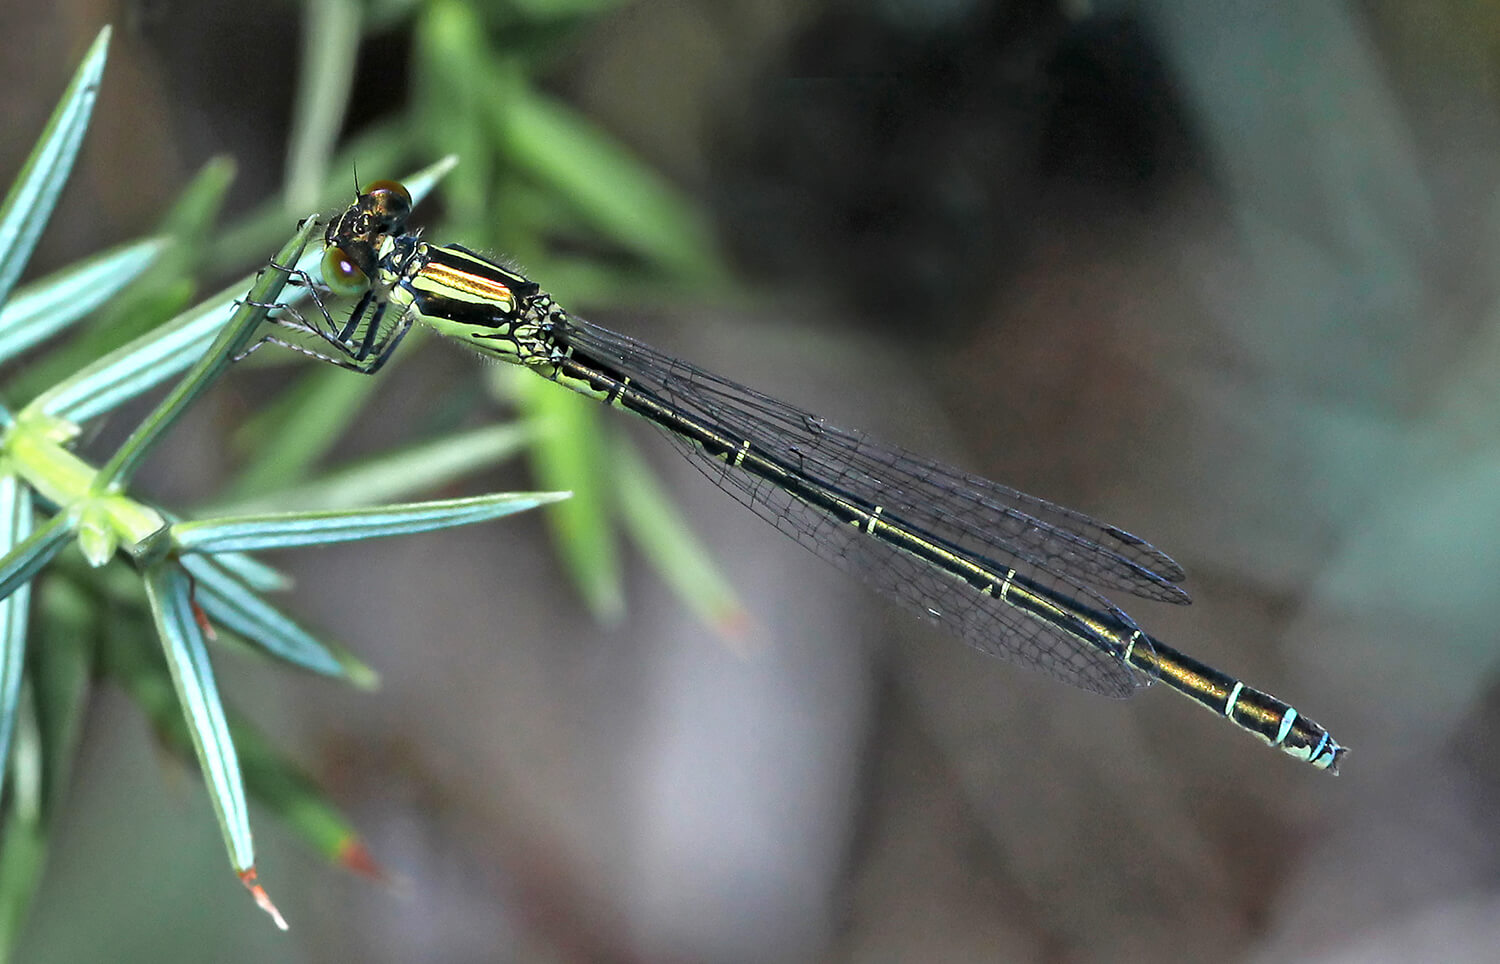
[249,180,1345,773]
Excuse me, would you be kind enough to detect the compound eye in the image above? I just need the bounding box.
[362,179,412,228]
[322,245,369,297]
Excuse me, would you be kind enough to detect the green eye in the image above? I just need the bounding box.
[322,245,368,297]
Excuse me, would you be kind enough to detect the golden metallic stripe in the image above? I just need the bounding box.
[413,259,517,311]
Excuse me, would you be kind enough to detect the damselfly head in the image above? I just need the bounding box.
[320,179,415,296]
[324,179,412,252]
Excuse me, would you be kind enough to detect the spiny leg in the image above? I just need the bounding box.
[234,334,389,373]
[355,312,415,375]
[233,255,413,374]
[233,293,412,375]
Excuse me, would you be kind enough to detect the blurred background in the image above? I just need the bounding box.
[5,0,1500,961]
